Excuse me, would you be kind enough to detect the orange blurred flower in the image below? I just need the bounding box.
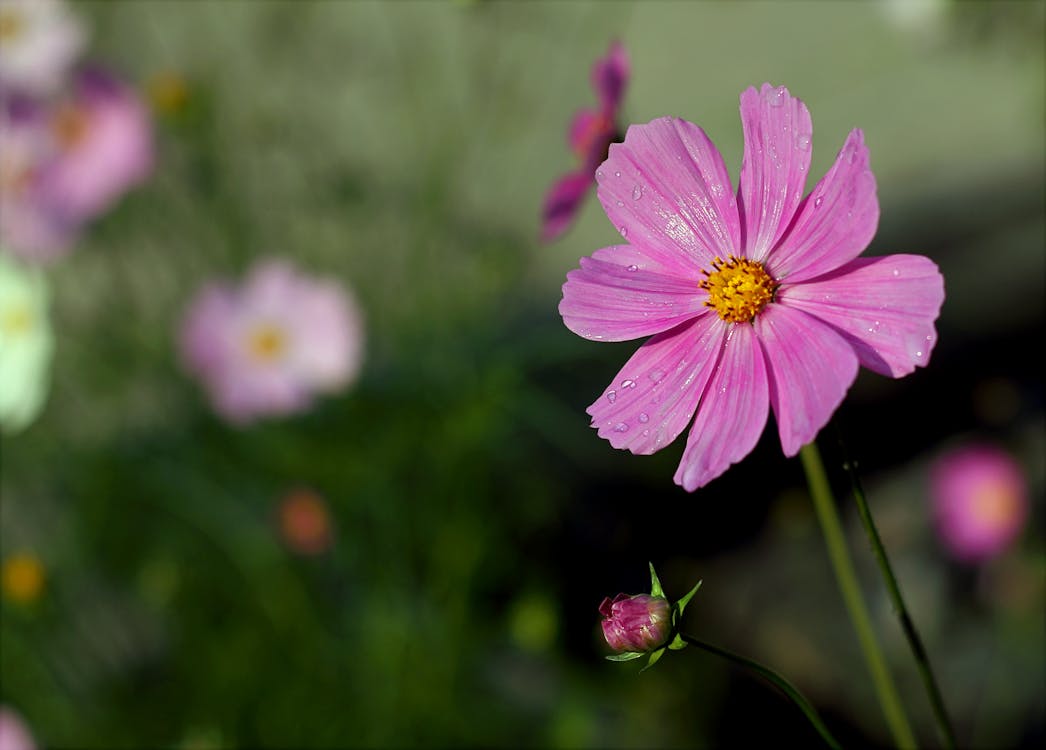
[277,488,333,556]
[1,552,45,603]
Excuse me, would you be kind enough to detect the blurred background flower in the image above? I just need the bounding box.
[0,1,1042,748]
[0,255,53,432]
[0,706,36,750]
[179,259,364,424]
[276,487,334,556]
[929,442,1029,563]
[0,0,85,97]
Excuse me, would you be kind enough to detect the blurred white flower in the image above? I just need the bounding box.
[0,253,53,433]
[0,0,85,96]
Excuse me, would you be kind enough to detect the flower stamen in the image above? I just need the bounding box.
[700,255,778,323]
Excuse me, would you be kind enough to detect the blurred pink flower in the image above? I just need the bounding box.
[541,41,629,243]
[0,100,80,262]
[560,84,945,491]
[36,68,153,224]
[0,0,85,96]
[930,444,1029,563]
[179,260,365,424]
[0,706,36,750]
[599,593,671,653]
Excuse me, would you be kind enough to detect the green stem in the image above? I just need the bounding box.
[800,442,918,749]
[680,634,842,749]
[837,437,957,749]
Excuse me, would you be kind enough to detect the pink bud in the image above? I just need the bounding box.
[598,593,671,653]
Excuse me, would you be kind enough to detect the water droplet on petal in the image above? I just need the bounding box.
[606,390,617,403]
[765,86,786,106]
[649,368,665,382]
[616,199,624,207]
[892,269,900,277]
[614,170,621,178]
[619,226,628,238]
[631,185,643,200]
[626,264,638,272]
[613,422,629,433]
[638,412,649,423]
[797,133,811,150]
[814,196,824,208]
[915,351,923,358]
[596,170,604,179]
[621,379,636,389]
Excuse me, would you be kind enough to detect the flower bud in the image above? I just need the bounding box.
[599,593,671,653]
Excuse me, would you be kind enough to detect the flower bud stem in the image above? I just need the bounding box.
[679,634,841,749]
[800,441,918,749]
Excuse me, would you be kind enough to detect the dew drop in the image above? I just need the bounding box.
[638,412,649,424]
[621,379,636,389]
[649,368,665,382]
[606,390,617,403]
[596,170,604,179]
[642,429,650,437]
[796,133,811,150]
[616,199,624,207]
[814,196,824,208]
[614,170,621,178]
[765,86,786,106]
[613,422,629,433]
[892,269,900,277]
[631,184,643,200]
[626,264,638,272]
[619,226,628,238]
[915,351,923,358]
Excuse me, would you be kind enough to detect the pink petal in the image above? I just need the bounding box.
[568,109,601,153]
[592,40,630,114]
[596,117,740,270]
[754,304,859,457]
[587,314,727,453]
[766,129,879,284]
[541,170,592,242]
[674,323,769,491]
[560,244,710,342]
[777,254,944,378]
[737,84,812,262]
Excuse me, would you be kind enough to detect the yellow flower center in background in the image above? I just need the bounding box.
[2,554,45,604]
[700,255,778,323]
[247,325,287,362]
[0,10,23,41]
[146,71,190,115]
[52,105,90,149]
[969,483,1020,531]
[1,305,33,336]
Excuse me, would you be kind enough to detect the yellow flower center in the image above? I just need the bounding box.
[700,255,778,323]
[2,554,45,604]
[0,10,23,41]
[51,105,90,149]
[0,305,33,336]
[247,325,287,362]
[969,483,1020,530]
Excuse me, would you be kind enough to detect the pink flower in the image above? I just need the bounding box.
[541,41,629,243]
[0,100,80,262]
[0,706,36,750]
[929,444,1029,563]
[36,68,153,224]
[179,260,365,424]
[560,84,945,491]
[0,0,85,97]
[599,593,671,653]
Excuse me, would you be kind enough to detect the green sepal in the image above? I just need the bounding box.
[640,646,666,673]
[667,633,687,651]
[605,651,644,662]
[674,579,702,617]
[648,562,665,599]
